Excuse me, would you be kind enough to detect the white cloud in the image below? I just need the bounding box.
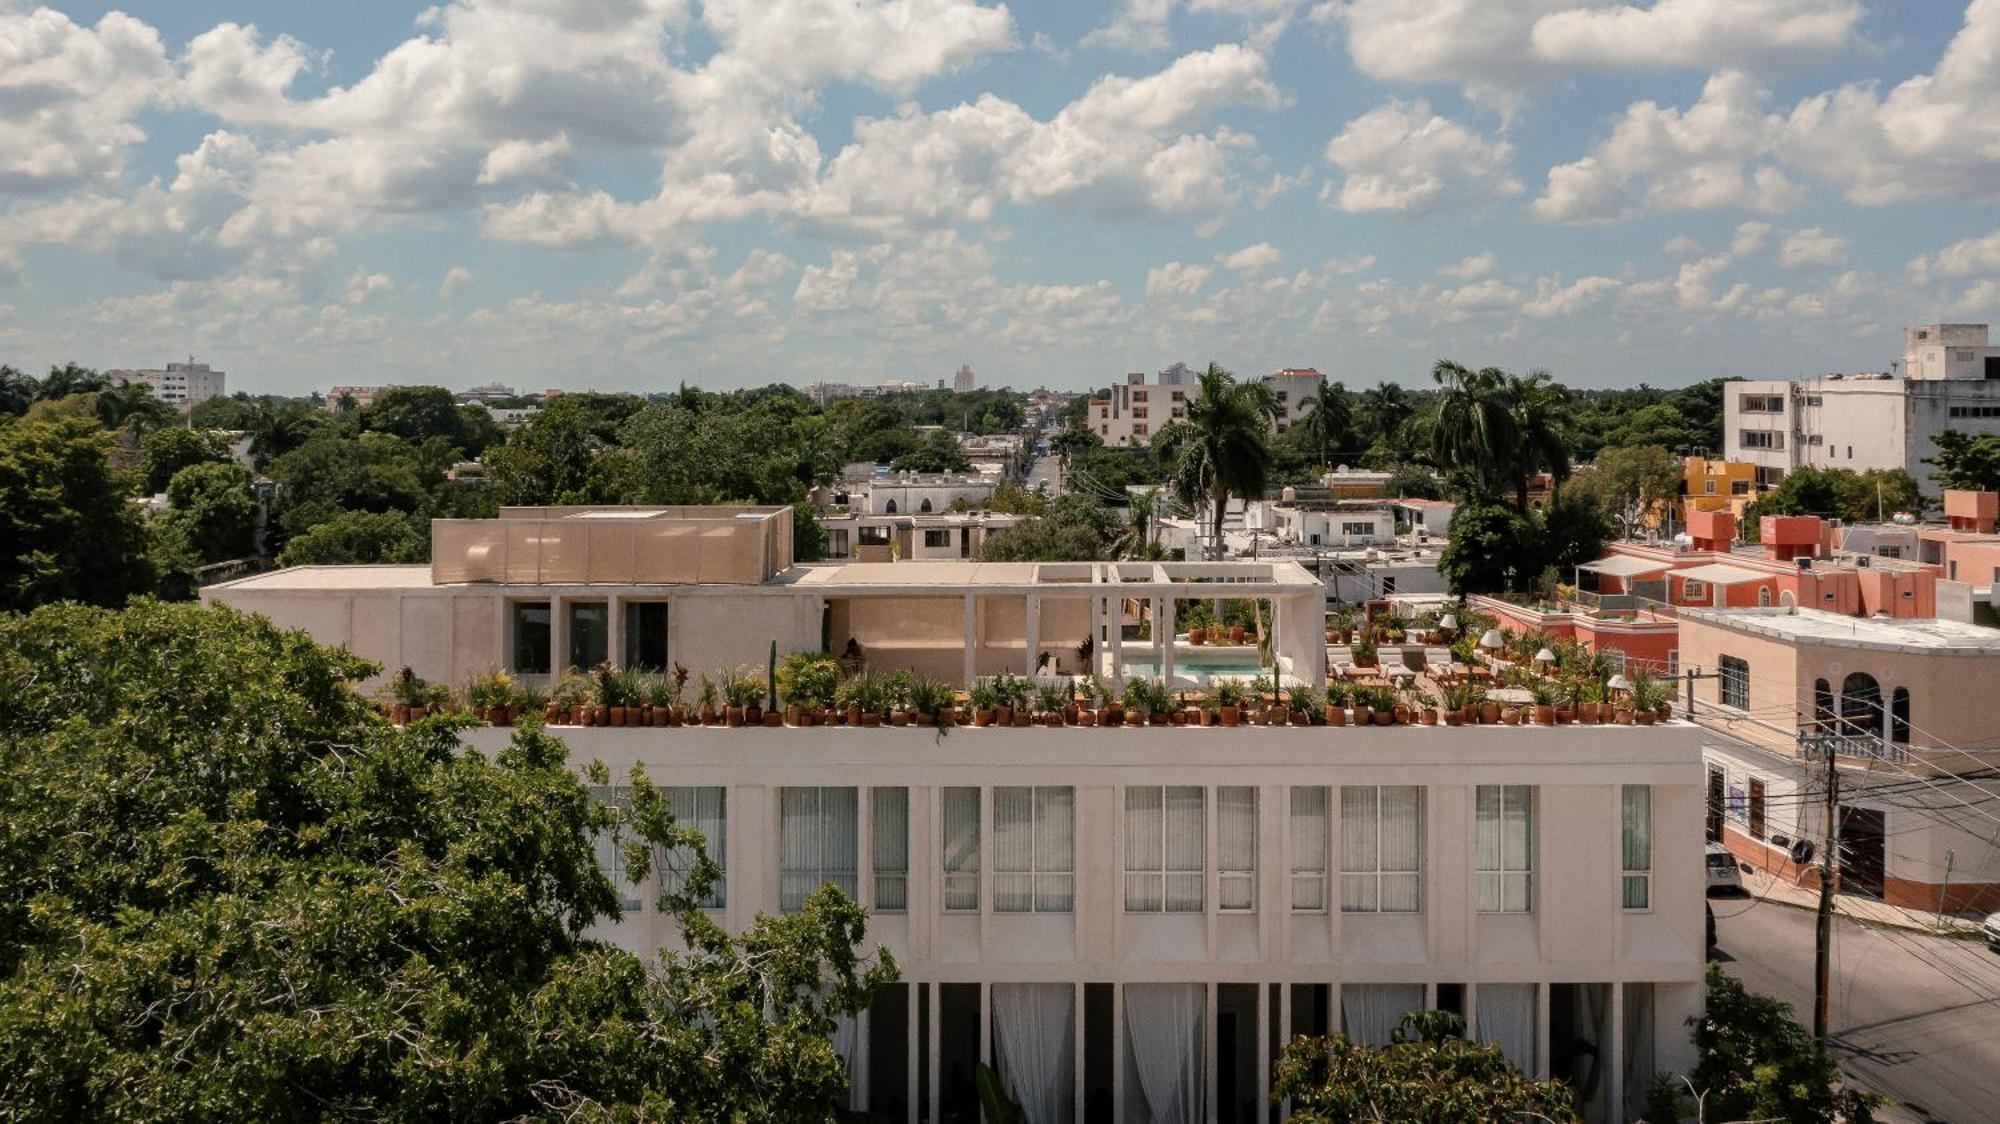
[477,135,573,188]
[1730,221,1773,256]
[344,269,393,305]
[180,22,321,125]
[1322,99,1521,214]
[0,8,173,194]
[1146,261,1212,297]
[1531,72,1802,223]
[1779,227,1847,268]
[696,0,1014,95]
[1219,242,1284,272]
[439,266,472,298]
[1438,251,1496,279]
[1521,274,1620,317]
[1323,254,1376,275]
[1663,234,1703,255]
[1082,0,1178,52]
[1908,228,2000,284]
[1530,0,1862,71]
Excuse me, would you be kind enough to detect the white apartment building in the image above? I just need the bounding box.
[821,511,1025,563]
[1090,366,1326,448]
[1261,368,1326,434]
[826,474,999,517]
[107,360,226,407]
[203,505,1704,1124]
[1724,323,2000,489]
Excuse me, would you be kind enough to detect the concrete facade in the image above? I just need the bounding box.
[107,361,225,407]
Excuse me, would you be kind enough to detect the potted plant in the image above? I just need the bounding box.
[1037,682,1068,727]
[1406,685,1438,725]
[547,669,583,725]
[968,679,999,727]
[1323,680,1350,726]
[1630,669,1667,725]
[1216,680,1244,727]
[1121,677,1152,726]
[1530,681,1557,726]
[1477,689,1501,725]
[1369,686,1398,725]
[1351,636,1378,670]
[909,677,954,727]
[1440,681,1470,726]
[779,651,840,726]
[881,669,915,727]
[718,668,758,727]
[468,669,516,726]
[1294,694,1324,726]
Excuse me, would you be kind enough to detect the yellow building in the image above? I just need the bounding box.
[1680,457,1757,520]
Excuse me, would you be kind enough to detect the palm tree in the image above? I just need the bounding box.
[1290,381,1352,473]
[1500,371,1572,511]
[1115,488,1164,560]
[1429,360,1516,502]
[1152,363,1276,560]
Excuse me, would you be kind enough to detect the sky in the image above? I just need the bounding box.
[1,0,1997,396]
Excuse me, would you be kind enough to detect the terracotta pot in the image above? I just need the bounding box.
[1220,706,1240,726]
[1291,710,1311,726]
[1170,710,1187,726]
[860,712,882,728]
[995,705,1013,726]
[1229,625,1246,644]
[1554,707,1572,725]
[839,704,858,727]
[1012,710,1031,727]
[1393,705,1411,725]
[1579,701,1600,724]
[1354,706,1371,726]
[725,706,744,728]
[973,709,994,727]
[786,704,803,726]
[1614,708,1634,725]
[938,706,957,727]
[745,705,763,726]
[579,708,595,727]
[1478,702,1500,725]
[1656,703,1673,721]
[1076,709,1096,727]
[1188,627,1206,645]
[1325,629,1337,643]
[1635,710,1656,726]
[544,702,561,724]
[1124,709,1145,726]
[1326,706,1346,727]
[1444,710,1463,726]
[652,708,669,728]
[1501,708,1521,726]
[1533,705,1554,725]
[610,706,628,727]
[890,710,909,727]
[1100,703,1121,726]
[1372,708,1393,726]
[1418,709,1437,725]
[595,706,610,727]
[763,711,783,726]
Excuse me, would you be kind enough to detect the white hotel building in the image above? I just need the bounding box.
[207,506,1705,1123]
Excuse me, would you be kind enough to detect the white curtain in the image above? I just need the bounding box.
[1477,984,1538,1074]
[780,787,857,911]
[660,785,726,909]
[995,787,1034,912]
[1379,786,1422,912]
[1034,787,1075,912]
[1341,786,1378,912]
[1163,786,1205,912]
[872,787,908,911]
[1622,785,1652,910]
[942,787,981,911]
[1124,787,1163,911]
[994,983,1075,1124]
[1217,787,1257,910]
[1123,984,1204,1124]
[1341,983,1424,1048]
[830,1012,858,1105]
[1475,786,1534,912]
[1290,787,1328,911]
[1622,983,1656,1124]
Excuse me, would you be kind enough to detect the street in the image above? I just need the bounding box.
[1025,452,1062,497]
[1715,896,2000,1123]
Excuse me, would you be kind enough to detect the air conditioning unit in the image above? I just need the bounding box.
[1796,557,1813,571]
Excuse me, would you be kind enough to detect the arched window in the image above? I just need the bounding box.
[1840,672,1882,739]
[1757,586,1772,607]
[1779,590,1796,607]
[885,499,898,514]
[919,498,933,513]
[1813,678,1834,730]
[1891,687,1911,745]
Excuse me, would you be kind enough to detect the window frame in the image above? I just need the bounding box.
[993,786,1076,913]
[1124,785,1205,913]
[872,787,909,913]
[1340,785,1424,914]
[778,786,859,913]
[658,785,726,910]
[1217,786,1257,913]
[1719,655,1750,710]
[1621,784,1652,912]
[1474,785,1535,914]
[941,786,981,912]
[1289,786,1329,913]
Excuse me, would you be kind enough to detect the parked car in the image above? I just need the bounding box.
[1982,911,2000,952]
[1706,842,1745,895]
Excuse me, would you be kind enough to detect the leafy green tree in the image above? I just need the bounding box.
[277,509,430,566]
[890,429,974,474]
[0,417,155,610]
[1430,361,1517,501]
[1289,381,1353,472]
[1680,966,1878,1124]
[1273,1010,1578,1123]
[1538,482,1617,578]
[485,394,608,505]
[978,494,1119,561]
[1153,363,1276,559]
[162,461,258,563]
[269,432,433,537]
[1384,462,1444,500]
[1743,466,1925,533]
[1924,429,2000,492]
[1588,444,1684,537]
[0,365,38,415]
[1499,371,1573,509]
[358,385,463,443]
[140,426,235,494]
[1438,502,1537,595]
[0,600,895,1121]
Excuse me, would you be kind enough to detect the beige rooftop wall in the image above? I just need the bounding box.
[431,505,792,585]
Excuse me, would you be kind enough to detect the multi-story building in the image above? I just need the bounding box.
[107,360,226,407]
[1724,323,2000,489]
[1676,458,1757,523]
[953,364,976,393]
[1089,367,1195,448]
[1260,368,1326,434]
[821,511,1026,563]
[326,384,396,411]
[204,505,1705,1123]
[1679,605,2000,913]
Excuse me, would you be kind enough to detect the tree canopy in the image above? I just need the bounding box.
[0,416,155,611]
[0,600,894,1120]
[1925,430,2000,493]
[1273,1010,1578,1123]
[1743,466,1923,533]
[977,494,1119,561]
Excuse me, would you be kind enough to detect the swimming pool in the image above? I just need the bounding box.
[1118,652,1266,684]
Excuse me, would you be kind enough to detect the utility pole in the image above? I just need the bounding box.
[1809,733,1841,1047]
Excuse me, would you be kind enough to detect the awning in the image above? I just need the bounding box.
[1672,562,1767,587]
[1576,555,1672,579]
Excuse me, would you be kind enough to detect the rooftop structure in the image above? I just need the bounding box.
[107,360,225,408]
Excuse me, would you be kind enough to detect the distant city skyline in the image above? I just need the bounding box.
[2,2,1996,395]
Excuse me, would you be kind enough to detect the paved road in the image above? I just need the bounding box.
[1025,453,1062,497]
[1715,896,2000,1123]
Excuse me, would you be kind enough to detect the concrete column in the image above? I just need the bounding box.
[978,981,991,1090]
[1609,983,1626,1122]
[550,594,568,674]
[1072,981,1086,1124]
[1160,596,1176,687]
[906,984,921,1124]
[1025,593,1041,678]
[1204,980,1219,1122]
[1111,982,1125,1121]
[606,593,625,668]
[1109,595,1124,682]
[927,984,942,1124]
[963,594,978,686]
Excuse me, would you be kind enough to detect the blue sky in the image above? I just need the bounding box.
[2,0,1997,395]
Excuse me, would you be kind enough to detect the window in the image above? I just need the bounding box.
[994,787,1075,912]
[1342,786,1422,912]
[873,787,908,911]
[588,785,643,913]
[923,529,950,548]
[1740,394,1785,413]
[1704,480,1716,494]
[567,601,608,670]
[1748,779,1766,840]
[1290,787,1329,911]
[1218,787,1257,911]
[1341,521,1377,536]
[1731,479,1751,495]
[884,499,898,514]
[511,601,551,674]
[1682,578,1707,602]
[1739,430,1783,450]
[1621,785,1652,910]
[623,601,669,670]
[827,529,850,556]
[1475,786,1534,913]
[1719,656,1749,710]
[659,786,726,909]
[942,787,981,911]
[779,787,858,911]
[1891,687,1911,745]
[1125,786,1204,912]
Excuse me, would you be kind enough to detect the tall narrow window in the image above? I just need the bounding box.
[567,601,608,670]
[658,786,726,909]
[1218,787,1257,912]
[588,785,642,913]
[1891,687,1911,745]
[623,601,669,670]
[1342,786,1423,912]
[779,787,858,912]
[942,787,981,911]
[1475,785,1534,913]
[1621,785,1652,911]
[1719,655,1749,710]
[872,787,908,912]
[1290,787,1329,912]
[994,787,1075,912]
[1124,786,1204,912]
[511,601,551,674]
